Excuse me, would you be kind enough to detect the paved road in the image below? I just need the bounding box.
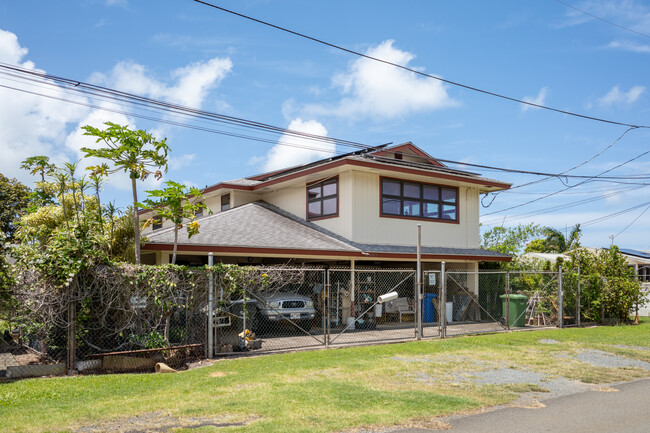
[391,378,650,433]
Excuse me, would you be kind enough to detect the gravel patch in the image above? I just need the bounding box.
[575,350,650,370]
[466,368,592,399]
[611,344,650,351]
[539,339,560,344]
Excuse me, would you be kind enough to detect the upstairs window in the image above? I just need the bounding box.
[381,178,458,222]
[152,215,163,230]
[221,194,230,212]
[307,177,338,220]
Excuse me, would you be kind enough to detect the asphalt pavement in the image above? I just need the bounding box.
[390,378,650,433]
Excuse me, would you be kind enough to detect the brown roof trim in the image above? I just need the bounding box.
[372,143,445,167]
[197,156,509,199]
[201,183,254,195]
[143,243,511,262]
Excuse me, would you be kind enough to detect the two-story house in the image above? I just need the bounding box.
[140,142,511,271]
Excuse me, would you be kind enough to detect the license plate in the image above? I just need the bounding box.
[290,313,301,320]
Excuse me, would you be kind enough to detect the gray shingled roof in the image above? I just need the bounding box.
[144,201,510,260]
[145,201,360,252]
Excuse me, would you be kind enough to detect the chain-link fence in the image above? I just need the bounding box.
[216,269,327,354]
[4,263,633,380]
[326,269,417,347]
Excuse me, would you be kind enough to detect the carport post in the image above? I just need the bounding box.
[558,265,563,328]
[208,252,214,358]
[416,224,422,340]
[440,261,446,339]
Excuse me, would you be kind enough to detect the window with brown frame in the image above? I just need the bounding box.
[221,194,230,212]
[307,177,338,220]
[381,178,458,221]
[152,215,163,230]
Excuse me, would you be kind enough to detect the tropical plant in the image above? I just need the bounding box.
[0,173,30,242]
[20,155,56,182]
[526,224,581,253]
[139,181,210,264]
[566,246,644,323]
[481,223,543,259]
[81,122,170,264]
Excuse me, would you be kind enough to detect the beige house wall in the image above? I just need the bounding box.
[262,185,305,217]
[347,171,480,248]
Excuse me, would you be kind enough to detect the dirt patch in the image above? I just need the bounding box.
[74,412,259,433]
[209,371,229,377]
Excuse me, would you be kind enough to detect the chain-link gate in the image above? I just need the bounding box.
[326,269,417,347]
[443,270,507,336]
[509,271,560,328]
[213,269,327,354]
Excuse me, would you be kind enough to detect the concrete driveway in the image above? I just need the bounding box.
[390,378,650,433]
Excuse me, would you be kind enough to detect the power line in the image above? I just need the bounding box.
[554,0,650,39]
[481,147,650,217]
[6,62,650,188]
[481,184,647,226]
[581,200,650,227]
[613,202,650,238]
[0,62,371,151]
[190,0,649,129]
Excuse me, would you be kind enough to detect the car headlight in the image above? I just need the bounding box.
[306,300,314,308]
[269,301,281,309]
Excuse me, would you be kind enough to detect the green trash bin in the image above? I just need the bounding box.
[499,294,528,327]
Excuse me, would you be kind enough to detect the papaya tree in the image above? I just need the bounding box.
[139,181,210,264]
[81,122,170,264]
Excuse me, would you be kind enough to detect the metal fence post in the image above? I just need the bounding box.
[66,287,76,375]
[440,261,446,339]
[558,265,563,328]
[416,224,422,341]
[577,266,581,328]
[505,271,510,331]
[325,269,330,347]
[207,252,214,359]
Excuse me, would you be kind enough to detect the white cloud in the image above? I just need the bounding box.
[606,40,650,53]
[0,28,232,190]
[304,40,457,120]
[597,85,645,107]
[0,29,87,183]
[169,154,197,170]
[90,57,232,109]
[261,118,335,172]
[521,87,549,112]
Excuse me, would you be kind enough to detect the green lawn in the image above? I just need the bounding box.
[1,320,649,433]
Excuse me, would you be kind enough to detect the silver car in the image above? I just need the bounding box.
[228,292,316,332]
[257,292,316,329]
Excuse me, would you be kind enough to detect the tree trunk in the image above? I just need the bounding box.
[172,225,178,264]
[132,176,141,265]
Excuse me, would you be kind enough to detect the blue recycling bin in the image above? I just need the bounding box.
[422,293,437,323]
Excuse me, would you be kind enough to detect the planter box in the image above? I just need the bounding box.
[6,363,65,379]
[102,355,156,372]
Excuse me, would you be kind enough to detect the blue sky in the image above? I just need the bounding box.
[1,0,649,250]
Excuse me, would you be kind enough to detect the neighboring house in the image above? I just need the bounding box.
[618,249,650,317]
[140,142,512,271]
[523,248,650,317]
